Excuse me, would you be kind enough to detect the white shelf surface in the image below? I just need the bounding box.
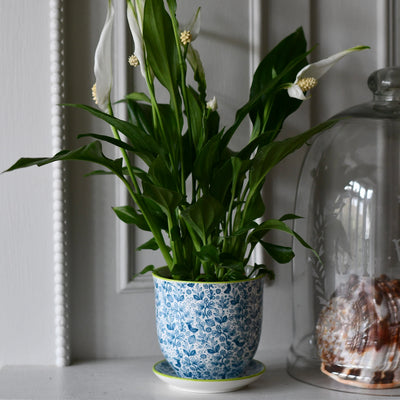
[0,350,396,399]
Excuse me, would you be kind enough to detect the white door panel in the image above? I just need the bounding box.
[0,0,396,364]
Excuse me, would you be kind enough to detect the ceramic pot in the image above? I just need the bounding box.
[153,268,264,380]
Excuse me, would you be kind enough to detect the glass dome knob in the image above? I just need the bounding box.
[368,67,400,101]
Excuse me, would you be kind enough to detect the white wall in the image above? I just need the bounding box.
[0,0,392,365]
[0,0,55,365]
[261,0,382,350]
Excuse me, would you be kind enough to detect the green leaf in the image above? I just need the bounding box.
[77,133,135,152]
[221,39,311,150]
[143,0,178,98]
[125,100,153,136]
[181,194,225,244]
[247,219,317,259]
[230,157,251,199]
[260,241,295,264]
[205,110,220,141]
[219,253,244,269]
[181,131,195,179]
[5,141,123,177]
[197,245,219,264]
[137,238,159,251]
[4,157,52,172]
[279,213,303,222]
[253,263,275,280]
[247,219,291,243]
[209,158,233,205]
[242,191,265,223]
[67,103,159,165]
[132,264,156,279]
[125,92,151,103]
[171,263,190,280]
[166,0,177,14]
[193,134,221,189]
[249,119,337,195]
[136,193,169,231]
[236,129,279,160]
[158,103,180,158]
[187,86,204,153]
[187,45,206,101]
[148,155,178,191]
[219,257,246,280]
[112,205,150,231]
[232,220,259,237]
[84,169,112,177]
[142,181,183,215]
[249,27,308,136]
[86,165,149,179]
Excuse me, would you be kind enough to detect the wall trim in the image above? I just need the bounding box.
[249,0,262,76]
[49,0,70,367]
[248,0,264,267]
[114,3,154,294]
[376,0,396,68]
[387,0,399,66]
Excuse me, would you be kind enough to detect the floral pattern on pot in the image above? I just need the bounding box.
[153,270,264,380]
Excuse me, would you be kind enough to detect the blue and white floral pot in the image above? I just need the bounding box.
[153,268,264,380]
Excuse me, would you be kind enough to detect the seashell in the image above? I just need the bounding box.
[316,274,400,389]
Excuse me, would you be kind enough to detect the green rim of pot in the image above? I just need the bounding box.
[152,266,266,284]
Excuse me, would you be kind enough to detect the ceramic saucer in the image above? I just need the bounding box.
[152,359,265,393]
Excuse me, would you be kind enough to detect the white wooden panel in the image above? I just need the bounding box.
[0,0,55,365]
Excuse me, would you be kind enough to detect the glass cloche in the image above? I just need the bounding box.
[288,67,400,394]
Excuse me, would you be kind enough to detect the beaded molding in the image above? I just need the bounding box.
[249,0,264,268]
[49,0,70,367]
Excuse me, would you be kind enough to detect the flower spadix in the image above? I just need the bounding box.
[92,0,114,111]
[180,7,201,44]
[287,45,369,100]
[127,0,146,78]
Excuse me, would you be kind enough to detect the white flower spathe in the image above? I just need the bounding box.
[127,0,146,78]
[93,0,115,111]
[287,45,369,100]
[206,96,218,111]
[180,7,201,42]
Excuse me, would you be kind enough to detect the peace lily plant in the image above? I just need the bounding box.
[6,0,368,282]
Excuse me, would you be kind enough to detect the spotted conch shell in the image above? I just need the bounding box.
[316,274,400,389]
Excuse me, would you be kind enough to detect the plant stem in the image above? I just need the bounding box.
[108,105,140,193]
[222,170,238,247]
[120,174,173,267]
[145,68,179,177]
[167,2,194,196]
[108,103,173,268]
